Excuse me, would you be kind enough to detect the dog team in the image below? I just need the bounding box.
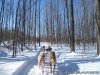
[38,46,56,74]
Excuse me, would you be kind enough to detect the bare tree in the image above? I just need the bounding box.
[13,0,20,57]
[69,0,75,52]
[34,3,37,50]
[38,0,41,46]
[95,0,100,55]
[0,0,5,44]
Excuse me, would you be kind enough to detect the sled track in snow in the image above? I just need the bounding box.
[29,64,59,75]
[13,49,62,75]
[13,49,42,75]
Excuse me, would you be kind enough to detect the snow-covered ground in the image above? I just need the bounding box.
[0,43,100,75]
[0,45,37,75]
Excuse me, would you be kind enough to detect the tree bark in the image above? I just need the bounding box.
[95,0,100,55]
[38,0,41,46]
[69,0,75,52]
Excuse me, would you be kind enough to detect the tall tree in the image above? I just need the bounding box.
[38,0,41,46]
[13,0,20,57]
[95,0,100,55]
[34,3,37,50]
[22,0,26,46]
[69,0,75,52]
[0,0,5,44]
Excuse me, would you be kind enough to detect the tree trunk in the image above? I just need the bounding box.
[95,0,100,55]
[0,0,5,44]
[38,0,41,46]
[13,0,20,57]
[34,3,37,50]
[22,0,26,46]
[69,0,75,52]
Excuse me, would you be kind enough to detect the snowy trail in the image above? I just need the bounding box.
[13,49,42,75]
[12,46,100,75]
[28,59,61,75]
[29,65,57,75]
[28,51,61,75]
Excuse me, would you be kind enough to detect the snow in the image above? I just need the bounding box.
[0,45,37,75]
[0,61,24,75]
[0,43,100,75]
[28,65,42,75]
[69,52,79,55]
[79,62,100,72]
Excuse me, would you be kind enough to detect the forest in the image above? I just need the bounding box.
[0,0,100,57]
[0,0,100,75]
